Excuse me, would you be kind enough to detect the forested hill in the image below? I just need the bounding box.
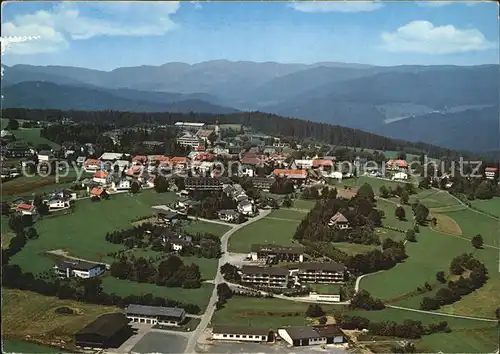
[2,108,475,160]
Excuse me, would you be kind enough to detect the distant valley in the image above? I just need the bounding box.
[2,61,498,152]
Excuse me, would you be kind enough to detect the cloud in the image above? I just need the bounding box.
[381,20,496,54]
[191,1,203,10]
[1,2,180,55]
[288,1,383,13]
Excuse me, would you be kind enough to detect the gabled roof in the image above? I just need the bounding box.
[75,313,130,338]
[125,304,186,318]
[273,169,307,179]
[241,265,289,276]
[329,212,348,224]
[16,203,35,211]
[94,170,109,179]
[386,159,408,168]
[281,326,321,340]
[90,187,105,196]
[312,324,345,338]
[312,159,333,168]
[84,158,100,166]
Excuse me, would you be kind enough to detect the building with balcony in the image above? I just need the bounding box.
[240,265,289,288]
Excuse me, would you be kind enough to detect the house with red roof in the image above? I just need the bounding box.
[93,170,111,184]
[84,158,101,172]
[273,169,308,181]
[15,203,38,216]
[90,187,109,200]
[132,155,148,165]
[386,159,408,171]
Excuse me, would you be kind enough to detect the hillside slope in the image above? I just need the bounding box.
[2,82,239,114]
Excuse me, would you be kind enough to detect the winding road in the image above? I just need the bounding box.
[183,209,272,354]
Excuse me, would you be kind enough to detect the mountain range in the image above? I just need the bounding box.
[2,61,498,152]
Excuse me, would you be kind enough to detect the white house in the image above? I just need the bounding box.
[99,152,128,161]
[47,199,71,211]
[54,261,106,279]
[38,150,54,162]
[218,210,241,223]
[212,326,270,342]
[328,171,343,181]
[392,172,408,181]
[237,200,254,216]
[295,160,313,169]
[308,293,341,302]
[93,170,111,185]
[112,178,131,191]
[84,158,101,172]
[278,327,327,347]
[125,304,186,326]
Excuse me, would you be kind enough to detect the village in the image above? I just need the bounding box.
[2,116,500,354]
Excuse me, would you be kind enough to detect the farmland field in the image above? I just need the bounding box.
[10,191,178,273]
[101,277,213,312]
[292,199,316,210]
[377,199,413,230]
[331,242,378,256]
[228,217,300,253]
[182,220,231,237]
[2,289,120,349]
[12,128,60,149]
[445,209,499,247]
[348,308,498,353]
[268,209,307,221]
[360,227,480,300]
[470,198,500,217]
[211,296,345,328]
[416,190,462,209]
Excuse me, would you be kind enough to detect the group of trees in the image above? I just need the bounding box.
[301,185,338,200]
[411,201,429,225]
[216,283,233,309]
[420,253,488,310]
[349,290,385,310]
[380,183,416,204]
[110,254,202,289]
[334,313,450,339]
[294,184,382,246]
[269,176,295,195]
[220,263,241,283]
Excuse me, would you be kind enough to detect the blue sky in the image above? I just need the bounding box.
[1,1,498,70]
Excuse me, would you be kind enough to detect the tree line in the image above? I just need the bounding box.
[334,313,451,339]
[110,254,202,289]
[421,253,488,311]
[3,108,484,161]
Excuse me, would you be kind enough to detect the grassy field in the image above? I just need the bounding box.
[292,199,316,210]
[3,339,67,353]
[211,296,345,328]
[228,217,301,253]
[180,256,218,280]
[10,191,178,273]
[12,128,60,149]
[2,289,120,349]
[470,198,500,217]
[360,227,480,300]
[377,199,414,230]
[309,283,341,294]
[416,189,462,209]
[445,209,499,247]
[348,308,498,353]
[268,209,307,220]
[182,220,231,237]
[101,277,213,312]
[331,242,378,255]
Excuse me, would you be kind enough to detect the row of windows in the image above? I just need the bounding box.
[220,334,266,340]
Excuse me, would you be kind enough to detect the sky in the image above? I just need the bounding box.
[1,1,499,70]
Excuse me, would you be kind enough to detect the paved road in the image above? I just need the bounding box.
[183,209,272,354]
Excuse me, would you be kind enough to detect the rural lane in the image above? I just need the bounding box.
[183,209,272,354]
[386,305,498,322]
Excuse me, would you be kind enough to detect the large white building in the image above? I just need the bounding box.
[177,132,201,149]
[278,325,346,347]
[212,326,271,342]
[54,261,106,279]
[125,304,186,326]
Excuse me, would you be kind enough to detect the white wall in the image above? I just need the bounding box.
[212,333,268,342]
